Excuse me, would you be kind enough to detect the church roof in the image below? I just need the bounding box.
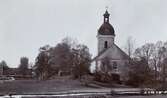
[98,22,115,35]
[98,10,115,36]
[92,44,130,61]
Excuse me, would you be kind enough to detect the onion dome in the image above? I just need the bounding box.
[98,10,115,36]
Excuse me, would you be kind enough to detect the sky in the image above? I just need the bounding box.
[0,0,167,67]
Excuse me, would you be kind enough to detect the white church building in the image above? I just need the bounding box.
[92,10,129,81]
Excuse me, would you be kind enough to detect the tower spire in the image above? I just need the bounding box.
[103,7,110,23]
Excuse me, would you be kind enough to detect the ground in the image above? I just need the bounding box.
[0,76,93,95]
[0,76,167,98]
[118,95,167,98]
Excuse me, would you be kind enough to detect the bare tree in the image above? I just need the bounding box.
[158,46,167,89]
[127,57,153,87]
[150,41,163,83]
[134,43,154,65]
[130,43,155,87]
[125,36,135,59]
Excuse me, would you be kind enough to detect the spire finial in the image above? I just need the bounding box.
[105,6,108,11]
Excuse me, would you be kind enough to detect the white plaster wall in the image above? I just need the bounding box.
[97,35,115,54]
[96,59,128,81]
[95,44,129,81]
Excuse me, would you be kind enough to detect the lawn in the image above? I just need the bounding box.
[0,76,94,95]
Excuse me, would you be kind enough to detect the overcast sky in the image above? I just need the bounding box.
[0,0,167,67]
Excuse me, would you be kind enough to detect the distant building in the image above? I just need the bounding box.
[1,68,33,79]
[93,10,129,81]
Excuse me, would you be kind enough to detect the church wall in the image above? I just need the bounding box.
[97,35,114,53]
[95,58,128,81]
[111,59,129,81]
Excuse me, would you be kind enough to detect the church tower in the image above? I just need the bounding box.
[97,10,115,54]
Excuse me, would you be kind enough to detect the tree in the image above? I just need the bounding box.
[125,36,135,59]
[158,46,167,89]
[127,58,153,87]
[49,42,73,71]
[149,42,167,88]
[149,41,163,84]
[0,60,9,70]
[126,41,167,88]
[34,45,51,80]
[0,60,9,75]
[130,41,167,87]
[19,57,29,75]
[49,37,91,78]
[128,43,155,87]
[134,43,154,64]
[34,37,92,80]
[72,44,91,79]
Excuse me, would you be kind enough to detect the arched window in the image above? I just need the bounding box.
[104,41,108,48]
[113,62,117,70]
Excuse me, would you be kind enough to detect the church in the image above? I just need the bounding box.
[93,10,129,81]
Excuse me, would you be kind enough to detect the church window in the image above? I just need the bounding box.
[104,41,108,48]
[113,62,117,70]
[105,18,108,22]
